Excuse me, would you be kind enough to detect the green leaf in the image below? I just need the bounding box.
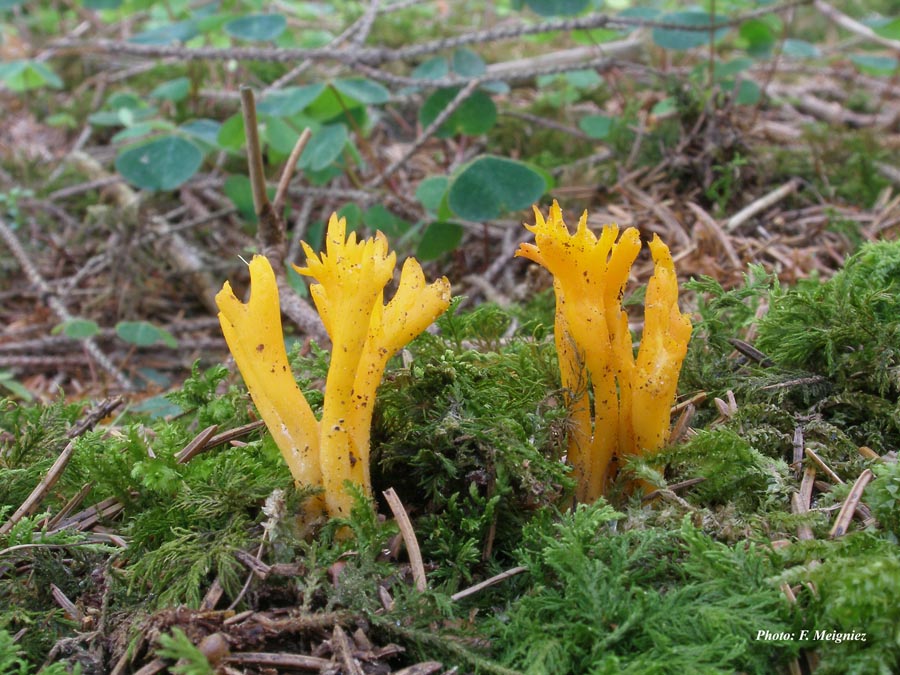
[157,628,214,675]
[130,20,199,45]
[563,69,602,89]
[652,11,729,51]
[331,78,390,104]
[46,113,77,129]
[0,0,25,8]
[451,48,486,76]
[336,202,363,230]
[53,318,100,339]
[363,204,408,239]
[216,114,246,150]
[416,176,450,213]
[225,13,286,41]
[417,221,464,260]
[448,156,546,221]
[850,54,898,76]
[524,0,590,18]
[130,394,183,418]
[87,93,156,127]
[83,0,122,9]
[782,39,820,59]
[572,27,622,45]
[116,321,177,348]
[88,105,158,128]
[258,84,325,116]
[150,77,191,102]
[262,116,299,154]
[298,124,348,171]
[739,19,775,57]
[651,97,677,116]
[419,88,497,138]
[305,86,367,123]
[179,119,222,147]
[0,371,32,401]
[711,57,753,81]
[578,114,614,139]
[617,6,660,28]
[112,120,174,143]
[223,174,257,222]
[0,60,62,92]
[412,56,449,81]
[115,136,203,191]
[734,79,761,106]
[875,17,900,41]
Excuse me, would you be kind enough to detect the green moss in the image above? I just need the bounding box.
[646,427,792,512]
[372,318,572,588]
[779,534,900,674]
[757,240,900,400]
[491,504,799,674]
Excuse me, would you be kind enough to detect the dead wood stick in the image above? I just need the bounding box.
[224,652,330,671]
[272,127,312,216]
[451,565,528,601]
[791,493,815,541]
[804,447,843,485]
[175,424,219,464]
[857,446,882,461]
[726,178,800,232]
[238,87,327,343]
[798,465,816,509]
[45,482,93,530]
[383,487,427,592]
[51,496,124,532]
[686,202,741,267]
[332,624,365,675]
[829,469,874,538]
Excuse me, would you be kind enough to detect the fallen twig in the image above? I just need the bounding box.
[829,469,874,538]
[726,178,800,232]
[451,566,528,602]
[383,487,427,592]
[238,87,327,343]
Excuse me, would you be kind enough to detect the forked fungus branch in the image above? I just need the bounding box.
[516,201,692,502]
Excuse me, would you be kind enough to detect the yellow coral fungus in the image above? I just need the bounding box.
[216,213,451,520]
[216,256,323,499]
[516,201,691,502]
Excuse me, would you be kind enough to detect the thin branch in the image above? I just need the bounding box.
[240,87,272,218]
[829,469,874,538]
[383,488,427,592]
[451,566,528,601]
[49,38,386,65]
[726,178,801,232]
[686,202,741,267]
[273,127,312,215]
[49,0,814,67]
[355,50,631,90]
[238,89,327,343]
[391,0,813,61]
[351,0,381,47]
